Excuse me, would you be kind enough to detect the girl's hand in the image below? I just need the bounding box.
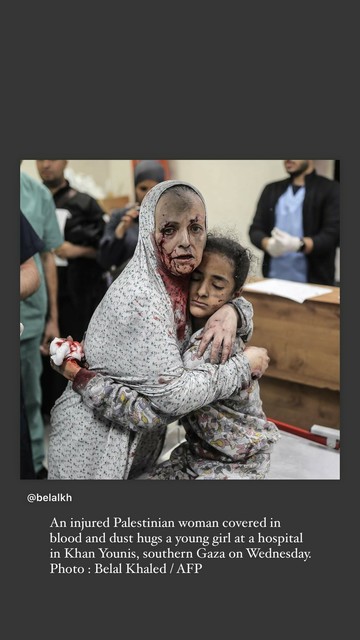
[243,345,270,379]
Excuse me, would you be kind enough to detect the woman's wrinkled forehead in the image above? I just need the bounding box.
[155,187,206,224]
[138,180,207,235]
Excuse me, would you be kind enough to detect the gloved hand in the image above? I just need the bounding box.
[271,227,302,253]
[266,236,287,257]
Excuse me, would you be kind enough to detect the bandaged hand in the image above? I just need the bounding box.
[49,336,85,366]
[271,227,302,253]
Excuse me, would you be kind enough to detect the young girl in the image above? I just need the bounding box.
[140,232,280,480]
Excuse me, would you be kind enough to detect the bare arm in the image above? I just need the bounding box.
[39,250,60,354]
[20,257,41,300]
[54,241,97,260]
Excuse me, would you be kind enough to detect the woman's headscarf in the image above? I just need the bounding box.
[84,180,210,415]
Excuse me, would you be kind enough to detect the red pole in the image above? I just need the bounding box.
[268,418,340,450]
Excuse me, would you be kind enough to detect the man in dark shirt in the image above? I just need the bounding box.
[248,160,340,285]
[36,159,108,413]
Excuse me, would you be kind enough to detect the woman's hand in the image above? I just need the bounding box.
[50,357,82,382]
[49,335,87,382]
[196,303,238,364]
[243,346,270,379]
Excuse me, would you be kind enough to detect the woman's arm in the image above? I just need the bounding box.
[50,337,269,428]
[50,359,172,431]
[51,349,251,421]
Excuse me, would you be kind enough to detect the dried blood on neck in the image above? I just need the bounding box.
[157,263,190,342]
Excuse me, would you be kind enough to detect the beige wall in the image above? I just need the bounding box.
[21,159,135,198]
[169,160,287,274]
[21,159,336,277]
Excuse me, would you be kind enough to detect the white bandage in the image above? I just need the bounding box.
[50,338,84,366]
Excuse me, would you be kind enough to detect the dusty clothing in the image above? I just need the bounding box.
[48,180,253,479]
[138,332,280,480]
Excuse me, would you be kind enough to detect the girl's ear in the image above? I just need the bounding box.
[232,287,243,299]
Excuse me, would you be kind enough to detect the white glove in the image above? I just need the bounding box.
[266,237,286,257]
[271,227,302,253]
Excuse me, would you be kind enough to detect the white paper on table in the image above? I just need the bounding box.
[54,208,72,266]
[243,278,333,304]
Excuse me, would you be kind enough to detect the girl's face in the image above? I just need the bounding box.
[189,251,239,320]
[154,192,206,276]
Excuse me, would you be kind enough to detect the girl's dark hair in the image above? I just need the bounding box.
[205,232,252,290]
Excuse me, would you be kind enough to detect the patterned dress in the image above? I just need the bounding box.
[138,332,280,480]
[48,180,254,479]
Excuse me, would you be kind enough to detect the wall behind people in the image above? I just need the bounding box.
[21,160,134,200]
[21,160,335,278]
[172,160,335,277]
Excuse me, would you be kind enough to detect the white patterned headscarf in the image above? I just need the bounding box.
[83,180,209,415]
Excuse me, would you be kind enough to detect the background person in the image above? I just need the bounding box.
[20,170,63,478]
[20,213,42,301]
[20,211,44,478]
[248,159,340,285]
[98,160,165,280]
[35,159,108,416]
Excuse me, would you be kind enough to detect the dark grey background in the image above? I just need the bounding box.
[4,21,355,637]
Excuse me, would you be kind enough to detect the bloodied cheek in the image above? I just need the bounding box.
[154,210,206,276]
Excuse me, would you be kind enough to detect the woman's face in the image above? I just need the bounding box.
[154,192,206,276]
